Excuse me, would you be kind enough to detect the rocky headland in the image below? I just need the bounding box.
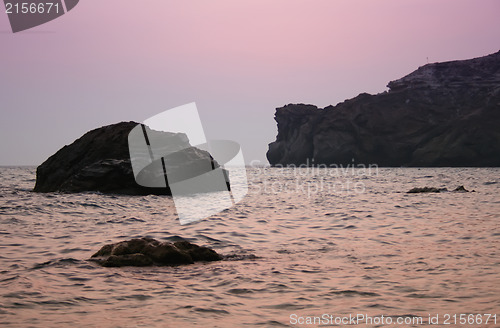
[267,51,500,167]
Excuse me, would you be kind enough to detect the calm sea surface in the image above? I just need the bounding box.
[0,167,499,327]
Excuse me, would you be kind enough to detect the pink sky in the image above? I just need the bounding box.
[1,0,499,164]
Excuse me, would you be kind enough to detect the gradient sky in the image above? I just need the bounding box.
[1,0,499,165]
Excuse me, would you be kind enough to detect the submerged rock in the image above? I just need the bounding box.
[407,185,473,193]
[267,51,500,167]
[34,121,229,195]
[453,185,470,192]
[90,237,222,267]
[407,187,448,193]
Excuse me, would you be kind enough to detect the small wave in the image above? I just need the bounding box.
[125,217,145,222]
[3,302,35,309]
[192,307,229,314]
[406,293,441,299]
[327,289,380,297]
[31,258,82,270]
[276,249,295,254]
[53,235,71,239]
[164,235,194,242]
[115,294,154,301]
[34,300,78,307]
[259,303,307,310]
[80,203,104,209]
[59,211,85,216]
[1,243,24,247]
[60,248,90,254]
[0,275,20,283]
[227,288,255,295]
[101,217,146,225]
[0,218,24,224]
[230,231,247,237]
[254,320,289,327]
[222,254,258,261]
[0,308,13,315]
[195,234,224,243]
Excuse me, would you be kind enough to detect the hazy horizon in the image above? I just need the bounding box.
[1,0,499,165]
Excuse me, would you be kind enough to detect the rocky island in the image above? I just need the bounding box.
[267,51,500,167]
[34,121,228,195]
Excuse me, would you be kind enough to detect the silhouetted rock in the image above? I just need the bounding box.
[34,122,229,195]
[90,237,222,267]
[407,185,473,193]
[267,51,500,167]
[453,185,470,192]
[407,187,448,193]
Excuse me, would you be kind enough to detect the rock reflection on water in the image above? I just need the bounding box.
[0,167,499,327]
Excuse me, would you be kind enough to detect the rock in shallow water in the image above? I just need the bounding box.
[33,121,229,195]
[407,187,448,193]
[90,237,222,267]
[407,185,472,193]
[453,185,470,192]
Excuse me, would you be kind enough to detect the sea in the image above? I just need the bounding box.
[0,166,499,327]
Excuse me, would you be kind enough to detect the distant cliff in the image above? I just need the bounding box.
[267,51,500,167]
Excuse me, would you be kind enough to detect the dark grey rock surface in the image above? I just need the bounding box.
[90,237,222,267]
[407,185,471,193]
[267,51,500,167]
[34,121,227,195]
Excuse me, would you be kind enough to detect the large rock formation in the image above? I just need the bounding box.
[267,51,500,167]
[90,237,221,267]
[34,121,228,195]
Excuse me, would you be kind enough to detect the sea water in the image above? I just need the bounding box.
[0,166,499,327]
